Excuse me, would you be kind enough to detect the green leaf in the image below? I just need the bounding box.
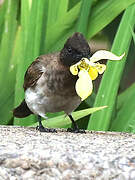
[45,1,81,52]
[48,28,75,52]
[47,0,135,53]
[117,82,135,110]
[14,0,30,108]
[14,0,48,126]
[57,0,68,18]
[0,0,7,43]
[0,26,21,124]
[76,0,92,35]
[110,83,135,132]
[68,0,81,10]
[29,106,107,128]
[87,0,135,38]
[130,26,135,45]
[26,0,48,58]
[41,0,69,53]
[0,0,18,85]
[88,4,135,131]
[0,0,19,124]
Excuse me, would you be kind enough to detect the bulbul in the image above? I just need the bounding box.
[13,32,91,133]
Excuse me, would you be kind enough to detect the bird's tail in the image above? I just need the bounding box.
[13,100,33,118]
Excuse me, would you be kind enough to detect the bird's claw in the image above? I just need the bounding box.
[36,126,57,133]
[67,128,86,133]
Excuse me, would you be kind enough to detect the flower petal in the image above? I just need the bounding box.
[88,67,98,80]
[70,65,78,75]
[95,63,106,74]
[90,50,125,63]
[76,70,93,101]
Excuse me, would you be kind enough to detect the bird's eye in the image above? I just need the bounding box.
[68,47,72,53]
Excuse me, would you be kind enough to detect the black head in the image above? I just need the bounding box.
[60,32,91,66]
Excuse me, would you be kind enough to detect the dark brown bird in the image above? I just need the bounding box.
[13,32,91,133]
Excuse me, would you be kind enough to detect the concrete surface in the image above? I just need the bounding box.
[0,126,135,180]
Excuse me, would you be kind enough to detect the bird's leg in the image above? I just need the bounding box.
[36,115,57,133]
[67,115,85,133]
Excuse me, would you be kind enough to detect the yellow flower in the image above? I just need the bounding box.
[70,65,78,75]
[70,50,125,101]
[88,67,98,80]
[76,70,93,101]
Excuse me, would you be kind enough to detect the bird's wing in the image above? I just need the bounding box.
[23,58,44,90]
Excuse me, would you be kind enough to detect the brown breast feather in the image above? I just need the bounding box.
[23,52,77,96]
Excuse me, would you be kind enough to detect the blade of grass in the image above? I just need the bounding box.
[48,28,75,52]
[0,0,18,86]
[117,82,135,110]
[29,106,107,128]
[0,0,19,124]
[25,0,48,58]
[39,0,49,54]
[49,0,135,53]
[57,0,68,17]
[110,83,135,132]
[14,0,36,126]
[88,4,135,131]
[14,0,30,109]
[46,0,60,28]
[45,0,92,52]
[0,0,7,43]
[14,0,48,126]
[31,0,46,57]
[0,27,22,125]
[76,0,93,35]
[0,0,6,24]
[87,0,135,38]
[130,26,135,44]
[40,0,68,54]
[68,0,81,10]
[45,1,81,52]
[20,0,30,41]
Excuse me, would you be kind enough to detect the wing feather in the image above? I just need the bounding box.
[23,58,44,90]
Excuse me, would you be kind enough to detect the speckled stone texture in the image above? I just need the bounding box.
[0,126,135,180]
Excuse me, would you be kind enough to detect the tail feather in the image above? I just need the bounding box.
[13,100,33,118]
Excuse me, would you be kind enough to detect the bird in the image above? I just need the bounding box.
[13,32,91,133]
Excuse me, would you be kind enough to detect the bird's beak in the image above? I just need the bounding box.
[86,54,91,59]
[82,54,91,60]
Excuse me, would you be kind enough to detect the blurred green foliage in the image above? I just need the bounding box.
[0,0,135,132]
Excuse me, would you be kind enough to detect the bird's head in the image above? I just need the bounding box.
[60,32,91,66]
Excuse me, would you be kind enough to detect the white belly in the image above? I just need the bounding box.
[25,87,81,118]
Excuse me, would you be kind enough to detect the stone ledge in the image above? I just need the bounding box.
[0,126,135,179]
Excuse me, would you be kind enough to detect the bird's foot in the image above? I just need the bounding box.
[36,125,57,133]
[67,128,86,133]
